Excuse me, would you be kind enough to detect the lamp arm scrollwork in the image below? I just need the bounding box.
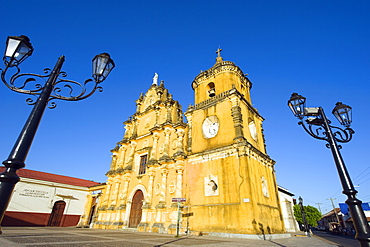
[0,64,103,109]
[0,66,51,95]
[50,76,103,102]
[330,125,354,143]
[298,120,354,144]
[298,121,327,141]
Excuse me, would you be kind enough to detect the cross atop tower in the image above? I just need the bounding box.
[216,47,222,57]
[215,47,223,63]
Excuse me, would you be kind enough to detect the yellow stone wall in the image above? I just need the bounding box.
[87,56,286,236]
[183,145,284,234]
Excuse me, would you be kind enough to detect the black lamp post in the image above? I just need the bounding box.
[288,93,370,247]
[298,196,311,237]
[0,35,115,233]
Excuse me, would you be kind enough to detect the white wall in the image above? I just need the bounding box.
[278,190,300,232]
[9,177,89,216]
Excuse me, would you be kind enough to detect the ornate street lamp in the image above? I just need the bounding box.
[298,197,311,237]
[288,93,370,247]
[0,35,115,233]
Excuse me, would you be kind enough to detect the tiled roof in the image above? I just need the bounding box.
[0,167,100,187]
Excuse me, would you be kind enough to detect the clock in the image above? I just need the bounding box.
[249,121,258,141]
[202,116,219,138]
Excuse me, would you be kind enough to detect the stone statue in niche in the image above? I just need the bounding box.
[261,176,269,198]
[204,175,219,196]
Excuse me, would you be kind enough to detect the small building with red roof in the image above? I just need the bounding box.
[0,167,100,227]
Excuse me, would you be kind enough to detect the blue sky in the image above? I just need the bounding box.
[1,1,369,214]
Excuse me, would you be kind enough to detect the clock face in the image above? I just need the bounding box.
[202,116,219,139]
[249,121,258,141]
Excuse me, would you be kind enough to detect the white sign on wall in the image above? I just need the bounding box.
[18,188,50,198]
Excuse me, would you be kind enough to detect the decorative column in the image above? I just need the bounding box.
[185,109,193,153]
[111,176,122,206]
[103,177,113,226]
[146,169,155,205]
[117,145,128,169]
[131,118,138,139]
[175,103,183,124]
[175,162,184,198]
[230,96,245,141]
[160,127,171,160]
[110,153,118,170]
[126,142,137,167]
[123,121,132,139]
[103,178,113,205]
[111,176,122,229]
[150,132,160,161]
[153,169,167,233]
[159,169,168,204]
[141,169,155,231]
[96,211,103,228]
[136,93,143,113]
[174,128,185,156]
[166,105,172,123]
[119,175,131,207]
[155,106,160,125]
[119,175,130,227]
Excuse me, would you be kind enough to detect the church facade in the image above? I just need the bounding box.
[86,52,287,237]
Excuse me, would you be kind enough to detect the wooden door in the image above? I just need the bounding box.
[88,197,97,225]
[47,201,66,226]
[128,190,144,228]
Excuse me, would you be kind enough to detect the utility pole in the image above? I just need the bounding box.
[327,198,340,224]
[315,203,323,215]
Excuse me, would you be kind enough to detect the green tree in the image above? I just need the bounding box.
[293,204,322,227]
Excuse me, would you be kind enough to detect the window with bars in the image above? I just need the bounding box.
[138,154,148,175]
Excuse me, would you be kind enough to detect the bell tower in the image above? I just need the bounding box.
[185,49,266,154]
[183,49,284,236]
[192,48,252,105]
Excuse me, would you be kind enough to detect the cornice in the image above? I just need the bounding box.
[185,88,263,120]
[187,140,274,167]
[192,60,252,90]
[105,165,133,177]
[173,122,187,129]
[110,144,120,153]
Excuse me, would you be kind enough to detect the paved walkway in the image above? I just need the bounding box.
[0,227,339,246]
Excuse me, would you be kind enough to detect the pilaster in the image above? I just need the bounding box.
[159,127,172,161]
[126,141,137,167]
[175,161,184,198]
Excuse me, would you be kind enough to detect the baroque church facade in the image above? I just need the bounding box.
[85,51,287,237]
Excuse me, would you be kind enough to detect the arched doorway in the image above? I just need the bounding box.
[87,196,97,225]
[128,190,144,228]
[47,200,66,226]
[88,205,96,225]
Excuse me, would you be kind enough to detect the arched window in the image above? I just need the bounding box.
[207,82,216,97]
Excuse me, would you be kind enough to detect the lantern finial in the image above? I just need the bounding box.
[4,35,33,67]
